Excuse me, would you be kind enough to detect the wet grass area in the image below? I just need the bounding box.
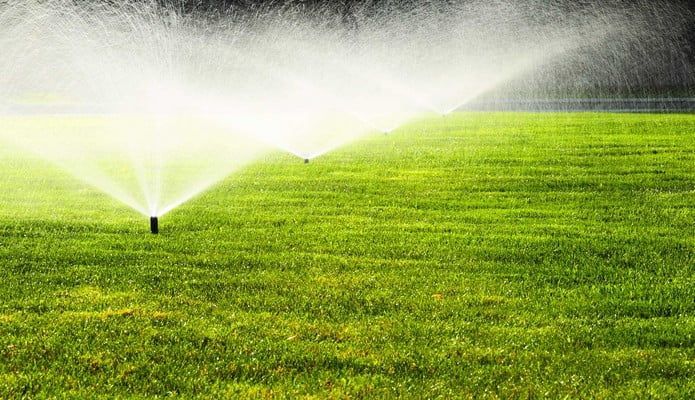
[0,112,694,398]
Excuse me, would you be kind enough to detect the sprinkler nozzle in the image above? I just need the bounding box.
[150,216,159,234]
[304,158,309,164]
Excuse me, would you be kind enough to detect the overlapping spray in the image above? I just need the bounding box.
[0,0,691,218]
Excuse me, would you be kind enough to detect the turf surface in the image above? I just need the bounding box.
[0,112,694,398]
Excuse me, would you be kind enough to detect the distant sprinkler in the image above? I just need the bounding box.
[150,216,159,234]
[304,158,310,164]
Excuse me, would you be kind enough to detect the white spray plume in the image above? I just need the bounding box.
[0,0,691,216]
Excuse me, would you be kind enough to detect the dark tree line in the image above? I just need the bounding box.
[72,0,695,94]
[162,0,695,54]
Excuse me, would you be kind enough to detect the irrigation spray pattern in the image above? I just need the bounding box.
[0,0,692,232]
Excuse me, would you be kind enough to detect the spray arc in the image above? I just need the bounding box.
[0,0,691,234]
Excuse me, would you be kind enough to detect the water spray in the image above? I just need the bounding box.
[0,0,690,223]
[150,216,159,234]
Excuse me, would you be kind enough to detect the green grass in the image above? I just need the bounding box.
[0,112,694,398]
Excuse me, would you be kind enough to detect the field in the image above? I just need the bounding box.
[0,112,694,398]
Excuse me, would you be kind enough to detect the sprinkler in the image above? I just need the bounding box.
[304,158,310,164]
[150,216,159,234]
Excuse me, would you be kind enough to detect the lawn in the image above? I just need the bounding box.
[0,112,694,398]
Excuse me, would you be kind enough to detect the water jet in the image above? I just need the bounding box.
[0,0,690,224]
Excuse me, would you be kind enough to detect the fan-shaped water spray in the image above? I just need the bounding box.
[0,0,691,232]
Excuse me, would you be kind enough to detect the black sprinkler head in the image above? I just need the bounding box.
[150,216,159,234]
[304,158,310,164]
